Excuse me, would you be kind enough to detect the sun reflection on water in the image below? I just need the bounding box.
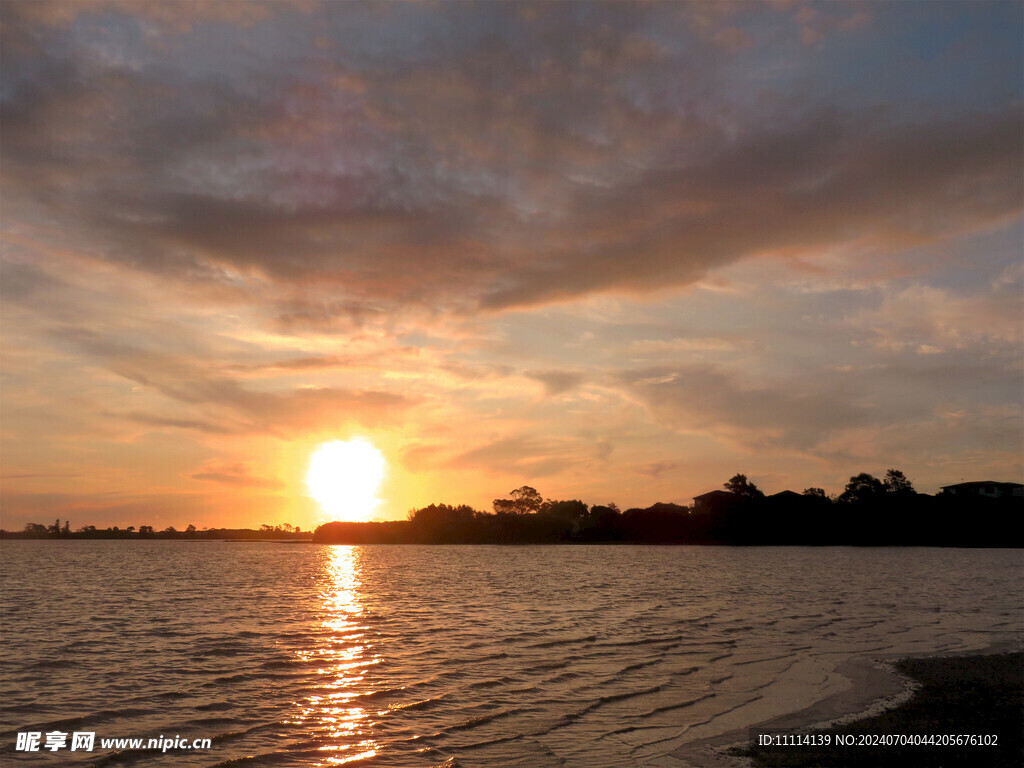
[293,546,381,765]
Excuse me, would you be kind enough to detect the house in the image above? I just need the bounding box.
[691,490,738,515]
[938,481,1024,499]
[767,490,804,503]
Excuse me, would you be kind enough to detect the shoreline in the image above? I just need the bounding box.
[671,639,1023,768]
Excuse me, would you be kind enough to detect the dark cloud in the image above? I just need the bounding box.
[191,463,283,488]
[525,370,586,396]
[0,261,66,303]
[617,365,877,453]
[634,461,680,479]
[118,379,414,436]
[120,412,237,435]
[50,326,416,435]
[224,347,420,374]
[449,435,591,479]
[439,362,517,381]
[0,473,82,480]
[617,343,1024,458]
[480,109,1024,309]
[2,2,1018,324]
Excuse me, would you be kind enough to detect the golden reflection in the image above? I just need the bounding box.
[292,546,381,765]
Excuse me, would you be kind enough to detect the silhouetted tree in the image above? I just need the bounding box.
[407,503,483,542]
[589,504,621,519]
[138,525,154,537]
[510,486,542,514]
[803,487,827,498]
[493,486,543,515]
[492,498,516,515]
[580,504,624,540]
[883,468,915,495]
[410,503,478,526]
[540,499,588,519]
[724,474,764,498]
[838,473,886,503]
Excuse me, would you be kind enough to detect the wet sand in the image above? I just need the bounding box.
[672,644,1022,768]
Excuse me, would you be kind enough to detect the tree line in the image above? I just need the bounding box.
[313,470,1023,547]
[2,521,308,540]
[5,470,1019,546]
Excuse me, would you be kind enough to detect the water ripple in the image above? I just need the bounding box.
[1,542,1021,767]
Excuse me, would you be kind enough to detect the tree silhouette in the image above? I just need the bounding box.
[494,485,543,515]
[492,498,516,515]
[838,473,886,503]
[540,499,588,519]
[510,486,542,514]
[410,503,478,526]
[884,468,915,495]
[724,474,764,498]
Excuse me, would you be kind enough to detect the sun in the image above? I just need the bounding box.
[307,439,386,522]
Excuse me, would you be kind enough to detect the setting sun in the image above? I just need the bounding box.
[307,439,386,522]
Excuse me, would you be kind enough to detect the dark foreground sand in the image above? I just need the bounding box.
[673,649,1023,768]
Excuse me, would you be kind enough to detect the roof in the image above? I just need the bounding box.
[940,481,1023,490]
[692,490,736,502]
[769,490,803,500]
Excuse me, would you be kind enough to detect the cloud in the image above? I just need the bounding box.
[617,335,1023,462]
[627,337,749,355]
[851,283,1022,355]
[120,382,415,436]
[190,462,283,488]
[479,109,1023,309]
[49,326,416,436]
[525,370,586,396]
[448,435,603,479]
[816,405,1023,477]
[1,2,1018,327]
[122,412,237,435]
[617,364,877,453]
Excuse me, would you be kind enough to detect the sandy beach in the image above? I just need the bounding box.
[673,643,1023,768]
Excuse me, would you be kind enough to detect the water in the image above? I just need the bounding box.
[1,542,1021,767]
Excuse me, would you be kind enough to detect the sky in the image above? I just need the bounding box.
[1,0,1022,531]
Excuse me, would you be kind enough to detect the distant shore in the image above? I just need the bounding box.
[6,481,1023,547]
[674,646,1023,768]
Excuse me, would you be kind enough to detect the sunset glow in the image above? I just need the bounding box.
[0,2,1020,532]
[307,441,386,523]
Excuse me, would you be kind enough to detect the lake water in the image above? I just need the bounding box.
[1,542,1021,767]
